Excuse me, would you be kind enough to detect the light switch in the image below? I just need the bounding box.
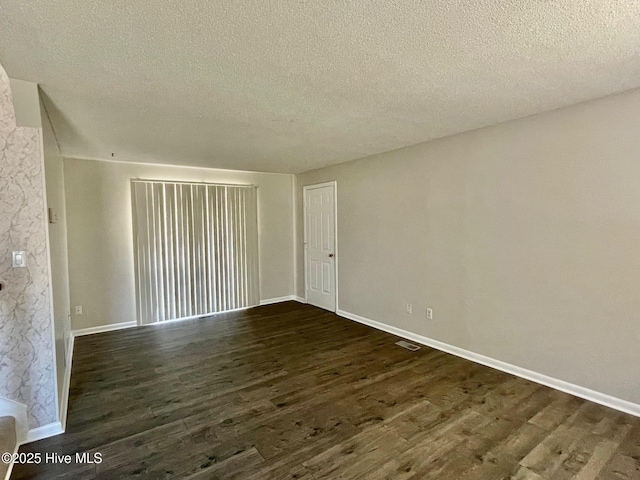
[12,251,26,268]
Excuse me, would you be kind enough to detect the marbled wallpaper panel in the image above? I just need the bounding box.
[0,64,57,428]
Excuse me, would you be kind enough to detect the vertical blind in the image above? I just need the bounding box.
[131,180,259,324]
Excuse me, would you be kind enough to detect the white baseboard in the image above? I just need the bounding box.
[0,396,28,444]
[0,393,64,450]
[337,309,640,418]
[58,321,128,432]
[260,295,305,305]
[25,422,63,444]
[72,321,137,337]
[59,334,75,431]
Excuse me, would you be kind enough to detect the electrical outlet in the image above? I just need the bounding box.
[405,303,413,314]
[75,305,83,315]
[426,308,433,320]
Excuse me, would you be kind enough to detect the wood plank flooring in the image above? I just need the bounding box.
[12,301,640,479]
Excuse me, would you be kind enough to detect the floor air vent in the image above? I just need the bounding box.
[395,340,421,351]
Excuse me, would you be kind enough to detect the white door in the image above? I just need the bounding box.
[304,183,336,311]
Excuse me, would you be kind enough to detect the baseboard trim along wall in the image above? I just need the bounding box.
[72,321,137,337]
[260,295,305,305]
[0,396,56,479]
[30,319,122,444]
[337,309,640,419]
[59,335,75,431]
[1,385,64,447]
[25,422,64,444]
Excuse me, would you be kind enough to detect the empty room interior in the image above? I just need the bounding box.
[1,1,640,479]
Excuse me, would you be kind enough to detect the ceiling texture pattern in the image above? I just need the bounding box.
[0,1,639,173]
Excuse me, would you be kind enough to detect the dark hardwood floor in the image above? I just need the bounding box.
[13,301,640,479]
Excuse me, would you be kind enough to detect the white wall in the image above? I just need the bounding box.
[64,158,295,330]
[9,79,41,129]
[41,97,71,415]
[296,88,640,405]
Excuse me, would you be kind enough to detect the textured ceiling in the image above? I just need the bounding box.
[1,1,639,173]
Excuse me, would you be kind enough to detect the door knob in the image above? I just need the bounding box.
[328,253,334,258]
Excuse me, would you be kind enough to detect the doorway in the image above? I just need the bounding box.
[303,181,337,311]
